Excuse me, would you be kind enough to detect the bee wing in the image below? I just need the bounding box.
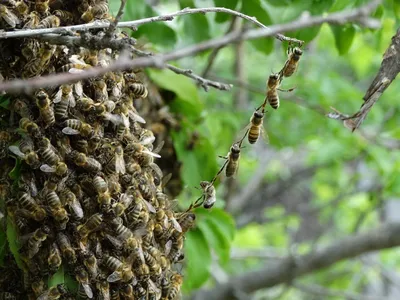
[40,164,56,173]
[150,162,163,180]
[62,127,80,135]
[107,271,122,283]
[128,110,146,124]
[260,126,269,144]
[153,141,164,154]
[105,234,123,249]
[69,68,85,74]
[37,291,50,300]
[8,145,25,158]
[120,193,133,207]
[165,240,172,256]
[115,155,126,175]
[67,93,76,108]
[140,136,155,146]
[53,88,62,103]
[112,86,122,98]
[69,199,84,219]
[142,199,156,213]
[102,113,125,126]
[161,173,172,189]
[142,150,161,158]
[82,283,93,299]
[3,11,20,27]
[69,55,86,64]
[74,82,83,98]
[163,215,169,229]
[171,217,182,233]
[148,279,161,295]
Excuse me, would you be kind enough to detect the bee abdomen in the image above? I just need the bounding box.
[248,125,261,144]
[267,90,279,109]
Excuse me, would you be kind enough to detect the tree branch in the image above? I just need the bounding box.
[328,26,400,131]
[192,222,400,300]
[0,7,302,44]
[0,0,381,94]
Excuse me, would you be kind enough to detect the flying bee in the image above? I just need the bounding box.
[168,273,183,300]
[282,46,303,77]
[75,267,93,299]
[35,0,50,15]
[53,10,74,25]
[8,144,41,169]
[24,225,50,258]
[46,191,69,227]
[36,90,55,126]
[0,4,19,28]
[77,213,103,238]
[57,232,77,264]
[48,242,62,273]
[37,284,68,300]
[83,252,99,279]
[18,192,46,221]
[19,118,41,139]
[63,119,93,137]
[247,110,268,144]
[103,255,135,283]
[37,15,60,28]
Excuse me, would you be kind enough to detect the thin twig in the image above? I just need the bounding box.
[0,0,381,94]
[107,0,127,36]
[0,7,303,44]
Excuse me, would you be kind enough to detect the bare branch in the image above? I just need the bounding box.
[0,7,303,44]
[293,282,388,300]
[192,222,400,300]
[328,26,400,131]
[0,0,381,94]
[106,0,127,36]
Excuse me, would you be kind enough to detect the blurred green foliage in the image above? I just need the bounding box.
[96,0,400,298]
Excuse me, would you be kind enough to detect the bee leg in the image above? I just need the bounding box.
[218,155,228,159]
[237,128,250,146]
[277,87,296,92]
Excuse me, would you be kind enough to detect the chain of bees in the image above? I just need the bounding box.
[0,1,196,299]
[190,46,303,211]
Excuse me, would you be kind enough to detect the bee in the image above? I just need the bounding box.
[125,142,161,167]
[127,82,148,99]
[161,276,170,299]
[60,189,84,220]
[40,161,68,177]
[282,46,303,77]
[58,55,91,73]
[18,192,46,221]
[107,173,121,194]
[48,242,62,273]
[35,90,55,126]
[144,250,161,274]
[37,15,60,28]
[247,110,267,144]
[53,10,74,25]
[77,213,103,238]
[112,192,133,217]
[103,255,135,283]
[23,11,40,29]
[104,142,126,175]
[83,252,99,279]
[35,0,50,15]
[37,284,68,300]
[12,98,32,119]
[76,97,94,112]
[19,118,41,139]
[119,284,134,300]
[46,191,69,227]
[31,278,45,297]
[8,144,41,169]
[266,72,281,109]
[25,225,51,258]
[70,151,102,173]
[94,175,112,208]
[92,1,109,18]
[105,71,125,99]
[62,119,93,137]
[96,280,110,300]
[75,267,93,299]
[167,273,183,300]
[0,4,19,28]
[57,232,77,264]
[54,84,76,114]
[37,137,60,166]
[92,78,108,101]
[23,44,55,78]
[218,132,247,178]
[192,181,216,209]
[13,1,29,16]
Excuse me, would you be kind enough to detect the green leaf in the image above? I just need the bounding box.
[196,208,235,265]
[48,265,64,287]
[8,159,21,180]
[394,0,400,19]
[330,24,356,55]
[242,0,274,54]
[65,273,78,293]
[0,97,9,109]
[214,0,239,23]
[179,0,210,43]
[148,69,203,119]
[6,217,23,270]
[264,0,294,6]
[182,229,211,292]
[0,229,6,266]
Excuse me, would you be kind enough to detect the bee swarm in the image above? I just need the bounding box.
[0,1,189,299]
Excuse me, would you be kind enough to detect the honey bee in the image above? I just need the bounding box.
[40,161,68,177]
[266,73,281,109]
[37,284,68,300]
[103,255,135,283]
[93,175,112,208]
[92,1,109,18]
[218,132,247,178]
[0,4,19,28]
[35,0,50,15]
[25,225,50,258]
[105,71,125,99]
[54,84,76,112]
[60,189,84,220]
[83,252,99,279]
[12,98,32,119]
[8,144,41,169]
[281,46,303,77]
[58,55,91,73]
[23,11,40,29]
[125,142,161,167]
[18,192,46,221]
[119,284,134,300]
[75,267,93,299]
[37,137,60,166]
[247,110,267,144]
[46,191,69,227]
[53,10,74,25]
[57,232,77,265]
[48,242,62,273]
[96,280,110,300]
[127,82,148,99]
[63,119,93,137]
[31,278,45,297]
[19,118,41,139]
[71,151,102,172]
[107,173,121,194]
[13,1,29,16]
[104,142,126,175]
[23,44,55,78]
[35,90,55,126]
[92,78,108,101]
[37,15,60,28]
[76,97,94,112]
[167,273,183,300]
[77,213,103,238]
[191,181,216,209]
[112,192,133,217]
